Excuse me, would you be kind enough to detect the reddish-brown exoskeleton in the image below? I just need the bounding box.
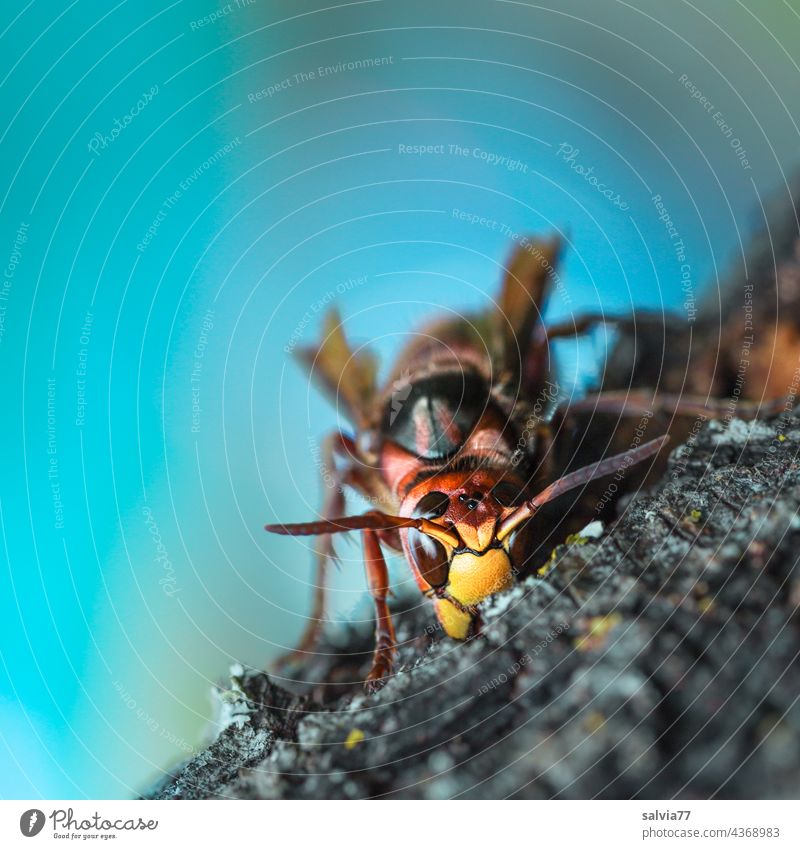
[265,237,763,691]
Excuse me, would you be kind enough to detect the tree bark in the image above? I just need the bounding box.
[145,407,800,799]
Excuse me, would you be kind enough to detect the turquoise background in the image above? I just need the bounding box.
[1,0,799,798]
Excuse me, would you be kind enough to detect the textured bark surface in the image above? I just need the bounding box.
[145,409,800,800]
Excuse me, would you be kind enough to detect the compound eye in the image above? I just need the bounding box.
[409,490,451,587]
[491,481,526,507]
[412,490,450,519]
[407,529,450,588]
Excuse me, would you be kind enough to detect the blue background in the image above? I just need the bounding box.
[1,0,799,798]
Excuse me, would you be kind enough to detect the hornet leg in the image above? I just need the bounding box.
[274,431,353,669]
[362,527,397,693]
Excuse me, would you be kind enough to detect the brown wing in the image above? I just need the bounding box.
[491,235,561,386]
[296,309,378,429]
